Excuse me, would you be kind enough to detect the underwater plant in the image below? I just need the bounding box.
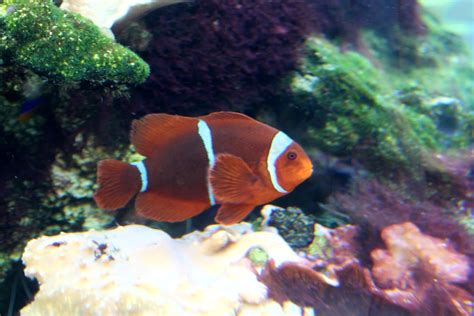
[0,0,150,84]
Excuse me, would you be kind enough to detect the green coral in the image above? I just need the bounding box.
[1,0,149,84]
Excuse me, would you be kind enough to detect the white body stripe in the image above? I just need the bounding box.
[267,131,293,193]
[197,120,216,205]
[131,161,148,192]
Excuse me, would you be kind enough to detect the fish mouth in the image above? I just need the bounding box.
[301,166,314,178]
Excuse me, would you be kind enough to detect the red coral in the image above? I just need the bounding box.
[260,222,473,316]
[365,222,473,316]
[131,0,312,114]
[260,224,408,315]
[329,178,474,264]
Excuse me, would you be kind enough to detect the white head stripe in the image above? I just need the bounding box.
[197,120,216,205]
[267,131,293,193]
[131,161,148,193]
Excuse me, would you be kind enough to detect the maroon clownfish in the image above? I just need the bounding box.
[93,112,313,225]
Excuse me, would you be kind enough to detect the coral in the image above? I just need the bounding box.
[365,222,473,315]
[1,0,149,84]
[21,223,316,315]
[328,178,474,263]
[260,205,317,248]
[261,221,474,316]
[60,0,187,36]
[260,224,379,316]
[326,176,474,313]
[129,0,312,113]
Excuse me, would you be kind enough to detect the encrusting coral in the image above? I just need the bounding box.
[21,222,316,316]
[0,0,149,84]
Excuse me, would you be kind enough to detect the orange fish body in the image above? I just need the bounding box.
[94,112,313,225]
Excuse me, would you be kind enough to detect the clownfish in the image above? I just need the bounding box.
[93,112,313,225]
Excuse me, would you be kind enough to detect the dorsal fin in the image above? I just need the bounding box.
[130,114,198,157]
[200,111,256,123]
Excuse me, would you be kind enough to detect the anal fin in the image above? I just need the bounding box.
[215,204,255,225]
[135,192,209,222]
[210,154,261,204]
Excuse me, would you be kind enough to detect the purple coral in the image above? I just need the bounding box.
[130,0,312,114]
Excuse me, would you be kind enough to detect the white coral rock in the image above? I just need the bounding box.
[21,223,313,316]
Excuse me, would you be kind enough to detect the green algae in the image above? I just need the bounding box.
[363,10,474,147]
[1,0,149,84]
[288,38,438,174]
[284,24,474,176]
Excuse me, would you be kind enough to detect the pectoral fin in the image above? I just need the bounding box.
[209,154,260,204]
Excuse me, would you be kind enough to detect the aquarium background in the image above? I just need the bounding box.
[421,0,474,52]
[0,0,473,315]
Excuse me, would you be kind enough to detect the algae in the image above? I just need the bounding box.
[282,29,472,176]
[285,38,436,174]
[0,0,149,84]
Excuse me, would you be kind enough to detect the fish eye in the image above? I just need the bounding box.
[287,151,297,160]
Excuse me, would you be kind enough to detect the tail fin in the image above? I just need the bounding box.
[93,159,141,210]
